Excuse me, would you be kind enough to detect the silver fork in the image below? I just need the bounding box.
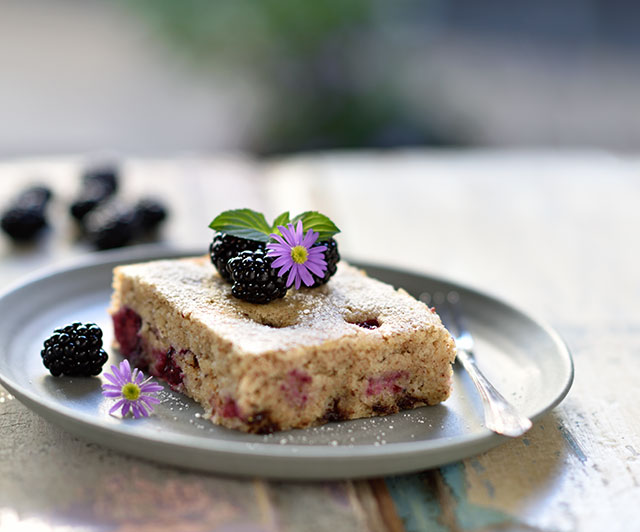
[424,291,533,438]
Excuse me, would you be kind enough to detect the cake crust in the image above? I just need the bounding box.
[109,256,456,433]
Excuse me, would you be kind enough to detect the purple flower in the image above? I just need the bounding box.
[101,359,163,418]
[267,221,327,289]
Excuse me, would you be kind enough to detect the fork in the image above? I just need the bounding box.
[424,291,533,438]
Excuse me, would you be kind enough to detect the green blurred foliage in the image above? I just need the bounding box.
[126,0,463,154]
[129,1,372,70]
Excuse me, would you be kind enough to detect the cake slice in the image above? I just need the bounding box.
[109,256,456,433]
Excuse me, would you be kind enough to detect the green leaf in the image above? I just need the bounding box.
[290,211,341,241]
[271,211,291,231]
[208,208,272,242]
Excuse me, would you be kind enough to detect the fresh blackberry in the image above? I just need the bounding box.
[70,180,115,222]
[227,249,287,304]
[41,322,108,377]
[209,233,265,281]
[70,165,119,222]
[15,186,52,210]
[83,164,119,194]
[134,198,168,232]
[1,185,52,241]
[1,207,46,241]
[84,201,138,249]
[309,238,340,287]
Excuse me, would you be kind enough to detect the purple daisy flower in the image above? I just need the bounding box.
[267,220,327,289]
[101,359,163,418]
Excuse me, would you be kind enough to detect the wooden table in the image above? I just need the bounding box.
[0,151,637,531]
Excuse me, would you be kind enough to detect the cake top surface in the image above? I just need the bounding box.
[114,256,443,354]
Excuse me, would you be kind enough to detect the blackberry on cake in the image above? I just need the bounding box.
[227,249,288,304]
[309,237,340,287]
[209,233,265,281]
[42,322,108,377]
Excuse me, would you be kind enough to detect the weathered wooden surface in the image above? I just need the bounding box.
[0,152,638,531]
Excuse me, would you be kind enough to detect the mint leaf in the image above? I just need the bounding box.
[290,211,341,241]
[271,211,290,231]
[209,209,340,243]
[208,209,272,242]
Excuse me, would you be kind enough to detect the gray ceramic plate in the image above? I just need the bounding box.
[0,246,573,479]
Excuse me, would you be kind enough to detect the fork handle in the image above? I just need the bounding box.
[457,349,533,437]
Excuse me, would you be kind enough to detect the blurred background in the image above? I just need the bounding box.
[1,0,639,157]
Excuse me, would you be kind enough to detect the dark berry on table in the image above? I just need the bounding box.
[1,207,46,241]
[70,164,118,222]
[70,180,116,222]
[134,198,168,232]
[209,233,266,282]
[15,185,52,210]
[84,201,138,249]
[0,185,52,241]
[309,238,340,288]
[83,164,119,194]
[41,322,108,377]
[227,249,288,304]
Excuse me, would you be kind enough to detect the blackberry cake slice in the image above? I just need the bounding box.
[109,256,456,433]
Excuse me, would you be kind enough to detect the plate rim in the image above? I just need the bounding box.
[0,245,574,473]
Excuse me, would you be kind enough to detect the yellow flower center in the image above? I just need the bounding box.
[122,382,141,401]
[290,245,309,264]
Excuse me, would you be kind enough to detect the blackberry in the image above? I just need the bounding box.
[84,201,138,249]
[41,322,108,377]
[1,207,46,241]
[70,181,115,222]
[15,186,52,210]
[1,185,52,241]
[83,164,119,194]
[134,198,168,232]
[70,165,119,222]
[227,249,287,304]
[209,233,265,281]
[309,238,340,287]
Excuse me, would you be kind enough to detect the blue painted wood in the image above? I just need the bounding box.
[384,472,447,532]
[385,464,515,531]
[440,463,511,530]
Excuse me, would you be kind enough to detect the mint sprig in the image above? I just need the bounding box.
[209,209,340,243]
[208,209,272,242]
[290,211,341,242]
[271,211,291,229]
